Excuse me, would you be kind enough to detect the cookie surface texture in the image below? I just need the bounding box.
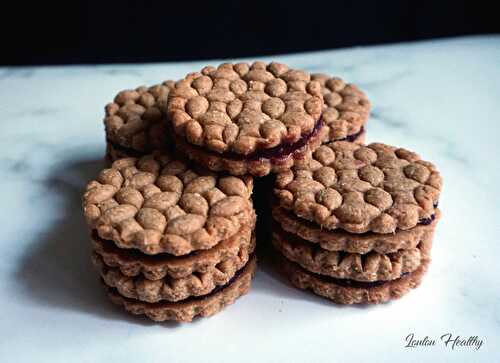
[166,61,326,176]
[83,152,254,255]
[274,142,442,233]
[104,81,175,159]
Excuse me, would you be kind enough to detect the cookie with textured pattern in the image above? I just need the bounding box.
[104,81,175,160]
[91,224,254,280]
[312,73,370,144]
[275,141,442,233]
[93,233,254,302]
[272,206,440,254]
[272,225,432,282]
[165,61,326,176]
[83,152,254,255]
[281,256,429,304]
[105,255,256,322]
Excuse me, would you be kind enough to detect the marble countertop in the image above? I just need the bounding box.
[1,35,499,363]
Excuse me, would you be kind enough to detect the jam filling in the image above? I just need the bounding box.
[418,214,436,226]
[217,119,325,162]
[418,202,439,225]
[183,120,366,162]
[215,122,366,161]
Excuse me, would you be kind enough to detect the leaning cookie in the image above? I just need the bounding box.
[165,61,327,176]
[104,81,175,160]
[105,255,256,322]
[312,74,370,144]
[82,152,255,255]
[281,256,429,304]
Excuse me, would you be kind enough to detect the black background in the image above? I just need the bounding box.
[3,0,498,66]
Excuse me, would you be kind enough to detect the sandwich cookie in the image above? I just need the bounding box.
[165,61,327,176]
[272,141,442,304]
[82,151,258,321]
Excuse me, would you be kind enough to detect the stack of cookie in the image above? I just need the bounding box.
[272,141,442,304]
[83,152,256,321]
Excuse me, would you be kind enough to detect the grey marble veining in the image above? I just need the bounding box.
[0,35,499,363]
